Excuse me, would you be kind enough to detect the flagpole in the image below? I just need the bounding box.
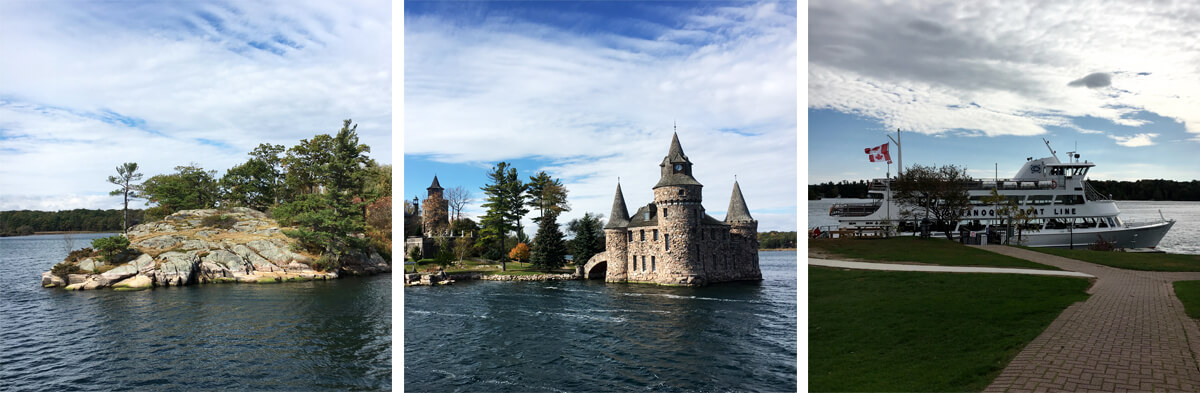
[887,129,902,178]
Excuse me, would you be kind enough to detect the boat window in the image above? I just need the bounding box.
[1098,218,1109,228]
[1028,195,1053,205]
[1046,219,1067,230]
[1108,218,1116,228]
[1006,196,1024,205]
[969,196,986,205]
[1055,195,1085,205]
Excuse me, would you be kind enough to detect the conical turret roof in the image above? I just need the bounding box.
[663,132,688,163]
[654,132,703,188]
[724,181,754,222]
[428,175,443,191]
[604,183,631,229]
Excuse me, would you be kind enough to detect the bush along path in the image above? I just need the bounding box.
[41,207,390,291]
[974,245,1200,392]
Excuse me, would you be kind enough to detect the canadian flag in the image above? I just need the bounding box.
[864,143,892,164]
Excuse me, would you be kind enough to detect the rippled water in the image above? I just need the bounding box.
[0,233,391,391]
[404,251,798,392]
[809,199,1200,255]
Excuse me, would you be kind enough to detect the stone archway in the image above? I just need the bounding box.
[585,261,609,279]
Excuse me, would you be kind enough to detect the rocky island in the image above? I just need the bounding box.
[41,207,390,290]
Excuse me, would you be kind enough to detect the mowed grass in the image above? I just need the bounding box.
[809,267,1091,392]
[1174,281,1200,319]
[810,237,1059,270]
[435,259,574,276]
[1022,247,1200,272]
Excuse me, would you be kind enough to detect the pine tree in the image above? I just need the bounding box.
[567,212,605,266]
[107,162,143,235]
[530,213,567,272]
[478,162,528,270]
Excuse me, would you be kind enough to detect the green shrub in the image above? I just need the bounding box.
[66,248,95,263]
[51,262,82,278]
[312,254,340,272]
[91,235,131,262]
[200,214,237,229]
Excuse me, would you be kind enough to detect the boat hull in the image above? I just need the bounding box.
[1012,220,1175,249]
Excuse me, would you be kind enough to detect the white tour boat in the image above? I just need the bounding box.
[828,140,1176,249]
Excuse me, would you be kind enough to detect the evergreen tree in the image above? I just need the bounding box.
[107,162,143,235]
[477,162,528,270]
[530,213,567,272]
[566,212,605,266]
[527,171,569,221]
[141,164,219,218]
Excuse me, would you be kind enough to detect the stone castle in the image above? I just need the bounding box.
[583,133,761,286]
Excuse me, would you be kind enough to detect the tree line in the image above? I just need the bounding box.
[91,119,390,269]
[409,162,607,273]
[758,231,797,249]
[809,181,871,199]
[0,209,145,236]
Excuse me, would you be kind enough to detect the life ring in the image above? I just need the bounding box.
[1051,180,1058,189]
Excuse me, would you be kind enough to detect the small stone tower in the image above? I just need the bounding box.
[602,183,631,281]
[725,180,761,278]
[421,176,449,236]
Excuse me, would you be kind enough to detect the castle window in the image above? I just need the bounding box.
[663,207,668,218]
[678,189,685,196]
[628,231,633,241]
[665,234,670,251]
[653,229,658,241]
[651,256,656,271]
[640,230,645,241]
[642,256,646,271]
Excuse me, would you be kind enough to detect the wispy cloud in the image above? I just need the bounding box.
[405,2,797,232]
[0,0,390,210]
[1110,133,1158,147]
[809,0,1200,143]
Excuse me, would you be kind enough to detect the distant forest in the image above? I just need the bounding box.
[0,209,145,237]
[758,231,797,249]
[809,179,1200,201]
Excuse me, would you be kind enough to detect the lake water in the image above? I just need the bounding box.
[0,233,391,391]
[404,251,798,392]
[808,199,1200,255]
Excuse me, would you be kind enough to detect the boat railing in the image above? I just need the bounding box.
[877,178,1057,192]
[1082,180,1111,202]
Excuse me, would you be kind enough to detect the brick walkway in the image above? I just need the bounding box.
[975,245,1200,392]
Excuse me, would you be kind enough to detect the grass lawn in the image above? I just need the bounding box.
[428,259,574,276]
[809,267,1091,392]
[810,236,1060,270]
[1021,247,1200,272]
[1174,281,1200,319]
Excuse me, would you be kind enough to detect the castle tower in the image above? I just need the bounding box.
[652,132,705,285]
[602,183,631,282]
[725,180,762,280]
[421,176,449,236]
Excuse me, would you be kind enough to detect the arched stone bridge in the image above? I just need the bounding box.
[582,254,607,280]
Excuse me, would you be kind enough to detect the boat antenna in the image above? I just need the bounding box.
[1042,138,1058,160]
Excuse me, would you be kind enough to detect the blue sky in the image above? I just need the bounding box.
[0,1,391,210]
[404,1,798,237]
[809,0,1200,184]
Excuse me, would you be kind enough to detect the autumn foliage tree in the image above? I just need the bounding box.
[509,242,530,262]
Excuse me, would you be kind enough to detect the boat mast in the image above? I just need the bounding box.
[1042,138,1058,160]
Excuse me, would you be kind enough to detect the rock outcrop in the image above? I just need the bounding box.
[42,207,390,290]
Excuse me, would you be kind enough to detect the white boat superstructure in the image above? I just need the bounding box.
[829,141,1175,249]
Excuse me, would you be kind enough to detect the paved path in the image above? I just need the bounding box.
[970,245,1200,392]
[808,258,1096,278]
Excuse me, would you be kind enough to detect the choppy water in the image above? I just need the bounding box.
[808,199,1200,255]
[0,233,391,391]
[404,251,798,392]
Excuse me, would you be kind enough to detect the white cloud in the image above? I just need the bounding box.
[1109,133,1158,147]
[405,2,798,232]
[808,0,1200,141]
[0,0,391,210]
